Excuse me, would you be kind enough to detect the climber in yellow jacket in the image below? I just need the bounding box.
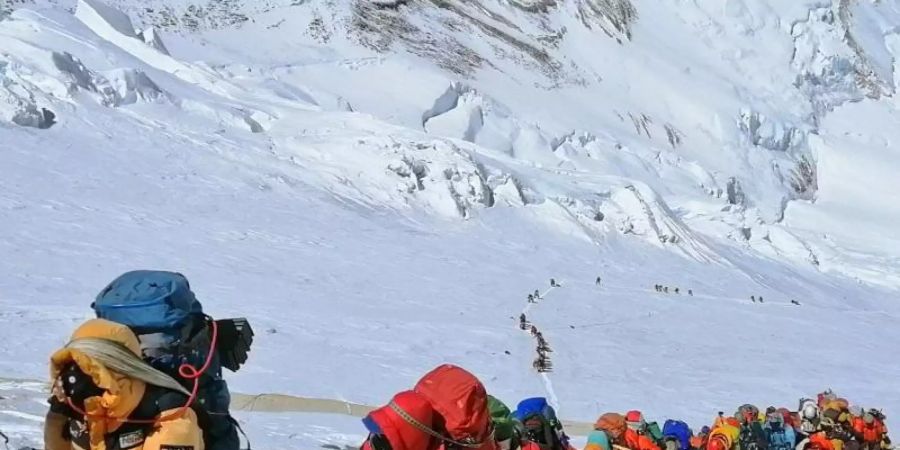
[44,319,205,450]
[707,416,740,450]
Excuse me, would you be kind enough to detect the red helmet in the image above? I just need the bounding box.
[626,410,644,423]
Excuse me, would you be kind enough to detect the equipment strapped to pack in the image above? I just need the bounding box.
[388,401,489,449]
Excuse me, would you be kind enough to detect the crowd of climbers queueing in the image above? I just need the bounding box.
[582,394,890,450]
[361,378,892,450]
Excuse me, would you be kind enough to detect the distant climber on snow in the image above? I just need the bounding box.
[596,277,603,286]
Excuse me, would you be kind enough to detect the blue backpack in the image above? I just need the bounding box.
[93,270,251,450]
[764,416,795,450]
[515,398,569,450]
[663,420,693,450]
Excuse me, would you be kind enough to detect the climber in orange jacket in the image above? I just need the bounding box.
[624,411,660,450]
[853,410,889,450]
[44,319,205,450]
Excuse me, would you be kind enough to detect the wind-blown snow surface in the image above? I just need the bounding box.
[2,0,900,447]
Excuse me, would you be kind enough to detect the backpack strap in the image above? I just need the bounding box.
[388,401,488,449]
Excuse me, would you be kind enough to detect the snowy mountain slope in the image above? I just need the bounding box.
[2,0,900,448]
[126,0,900,286]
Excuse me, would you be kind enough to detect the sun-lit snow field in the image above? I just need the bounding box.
[2,0,900,448]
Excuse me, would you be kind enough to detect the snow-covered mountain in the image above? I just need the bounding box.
[2,0,900,448]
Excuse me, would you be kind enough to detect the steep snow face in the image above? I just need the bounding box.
[2,1,900,447]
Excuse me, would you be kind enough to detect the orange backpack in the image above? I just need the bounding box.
[596,413,628,441]
[414,364,496,450]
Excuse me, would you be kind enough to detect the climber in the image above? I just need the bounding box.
[688,290,693,296]
[852,410,889,450]
[736,404,768,450]
[624,411,660,450]
[44,319,205,450]
[798,399,821,439]
[528,294,535,303]
[707,416,740,450]
[763,407,796,450]
[586,413,628,450]
[361,364,496,450]
[596,277,603,286]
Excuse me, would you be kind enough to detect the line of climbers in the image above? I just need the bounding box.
[519,314,553,373]
[653,285,692,296]
[584,395,890,450]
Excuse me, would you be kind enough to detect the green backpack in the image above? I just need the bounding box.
[648,421,664,444]
[489,395,520,450]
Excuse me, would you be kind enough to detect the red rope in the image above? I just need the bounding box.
[64,318,218,424]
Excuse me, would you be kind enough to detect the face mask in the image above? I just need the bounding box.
[60,363,103,409]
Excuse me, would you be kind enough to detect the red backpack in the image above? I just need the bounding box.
[414,364,496,450]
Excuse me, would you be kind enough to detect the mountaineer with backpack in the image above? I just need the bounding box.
[624,411,661,450]
[852,410,889,450]
[361,364,497,450]
[662,420,693,450]
[90,271,254,450]
[798,400,822,439]
[708,416,740,450]
[44,319,206,450]
[763,407,796,450]
[515,398,574,450]
[736,404,769,450]
[586,413,627,450]
[821,404,856,450]
[797,418,839,450]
